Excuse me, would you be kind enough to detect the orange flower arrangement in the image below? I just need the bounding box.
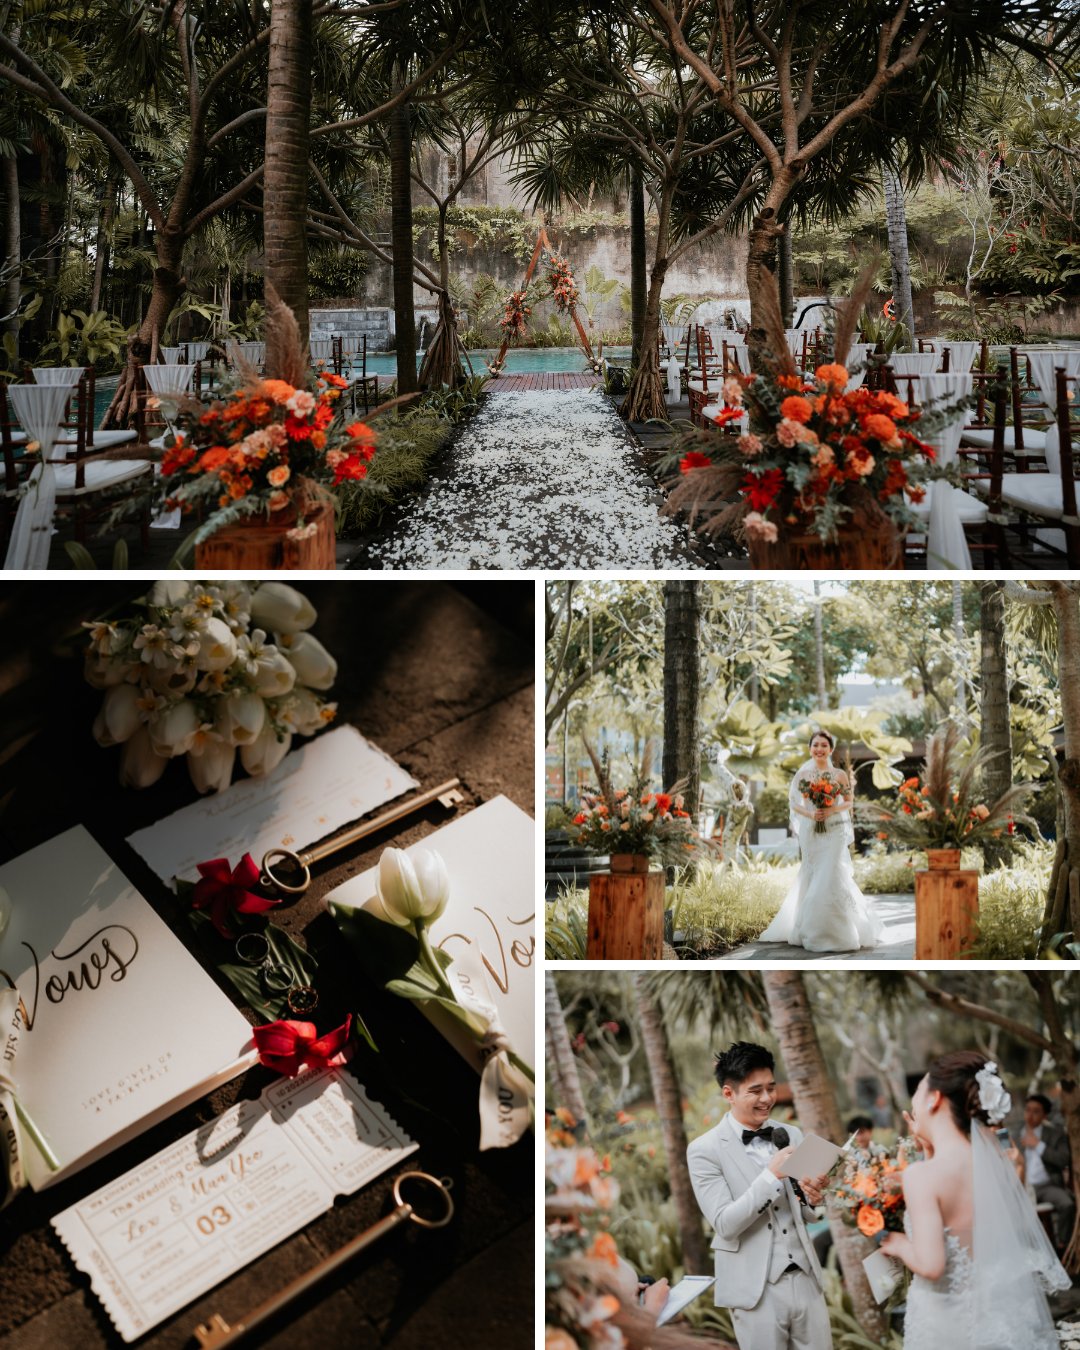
[828,1136,919,1242]
[799,771,838,834]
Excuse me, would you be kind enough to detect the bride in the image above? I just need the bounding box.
[759,729,882,952]
[880,1051,1069,1349]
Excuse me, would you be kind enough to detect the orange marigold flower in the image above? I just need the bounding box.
[780,395,813,424]
[777,373,803,390]
[589,1232,619,1267]
[260,378,297,405]
[320,372,349,389]
[863,413,897,441]
[310,430,326,450]
[198,446,231,472]
[815,362,849,390]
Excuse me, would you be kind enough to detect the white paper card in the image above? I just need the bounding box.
[325,796,535,1075]
[52,1067,418,1343]
[657,1275,715,1326]
[0,826,255,1191]
[862,1249,903,1303]
[125,725,418,883]
[776,1132,843,1181]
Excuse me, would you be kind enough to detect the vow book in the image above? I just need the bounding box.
[0,826,255,1189]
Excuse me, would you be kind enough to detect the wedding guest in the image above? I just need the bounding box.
[846,1116,874,1152]
[1014,1093,1075,1250]
[687,1041,833,1350]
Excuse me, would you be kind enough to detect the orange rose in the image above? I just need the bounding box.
[780,395,813,424]
[815,363,849,390]
[857,1204,884,1237]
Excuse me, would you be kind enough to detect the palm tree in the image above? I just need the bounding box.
[979,582,1013,867]
[762,970,887,1342]
[634,973,711,1275]
[629,163,647,368]
[545,971,588,1127]
[662,580,701,815]
[264,0,314,363]
[388,63,417,396]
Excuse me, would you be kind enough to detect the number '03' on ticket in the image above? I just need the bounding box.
[51,1068,418,1343]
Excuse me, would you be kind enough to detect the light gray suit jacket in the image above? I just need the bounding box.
[687,1117,825,1311]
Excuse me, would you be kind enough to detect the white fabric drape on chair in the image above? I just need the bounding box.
[890,351,939,376]
[1026,350,1080,475]
[3,382,77,569]
[921,371,976,570]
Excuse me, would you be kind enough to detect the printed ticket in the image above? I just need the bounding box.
[51,1068,418,1342]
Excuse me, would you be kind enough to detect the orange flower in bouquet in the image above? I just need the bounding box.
[829,1136,919,1242]
[799,771,838,834]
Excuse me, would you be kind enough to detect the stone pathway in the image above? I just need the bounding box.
[716,893,915,962]
[374,388,700,569]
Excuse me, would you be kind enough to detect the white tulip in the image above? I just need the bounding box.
[376,848,450,928]
[92,684,142,747]
[214,691,267,747]
[188,738,236,794]
[144,658,198,697]
[281,632,337,691]
[281,685,332,736]
[250,646,297,698]
[194,616,237,672]
[147,580,192,608]
[149,699,201,757]
[250,583,316,634]
[119,726,169,788]
[240,722,292,777]
[84,649,132,689]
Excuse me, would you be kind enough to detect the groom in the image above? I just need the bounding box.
[687,1042,832,1350]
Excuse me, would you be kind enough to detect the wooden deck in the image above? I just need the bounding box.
[487,372,600,392]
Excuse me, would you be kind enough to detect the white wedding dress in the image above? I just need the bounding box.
[903,1124,1069,1349]
[759,758,883,952]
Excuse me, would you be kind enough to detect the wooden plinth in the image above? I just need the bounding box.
[194,499,336,570]
[587,870,665,960]
[747,523,903,570]
[915,867,979,959]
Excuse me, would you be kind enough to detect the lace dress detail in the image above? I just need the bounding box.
[759,795,884,952]
[903,1229,975,1349]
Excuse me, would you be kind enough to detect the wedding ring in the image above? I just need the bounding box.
[393,1171,455,1228]
[235,933,270,966]
[286,984,319,1014]
[260,847,311,896]
[262,963,293,993]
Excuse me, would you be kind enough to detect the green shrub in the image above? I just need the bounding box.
[333,406,451,536]
[755,786,789,827]
[546,803,571,831]
[545,889,588,959]
[670,858,793,954]
[971,840,1053,959]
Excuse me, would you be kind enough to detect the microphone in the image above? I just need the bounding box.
[770,1127,808,1205]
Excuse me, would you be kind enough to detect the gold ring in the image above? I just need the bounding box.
[286,984,319,1015]
[393,1171,454,1228]
[261,848,311,895]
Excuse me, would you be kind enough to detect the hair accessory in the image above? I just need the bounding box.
[975,1060,1012,1124]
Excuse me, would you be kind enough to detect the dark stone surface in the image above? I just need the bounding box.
[0,580,535,1349]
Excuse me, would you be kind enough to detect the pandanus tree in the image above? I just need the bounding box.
[641,0,1066,365]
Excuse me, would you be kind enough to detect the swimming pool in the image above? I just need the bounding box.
[361,346,629,376]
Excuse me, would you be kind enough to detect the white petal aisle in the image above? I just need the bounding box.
[379,389,698,569]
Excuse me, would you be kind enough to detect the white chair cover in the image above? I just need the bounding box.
[310,337,335,360]
[144,364,196,396]
[161,346,183,364]
[3,383,75,569]
[667,353,681,400]
[1025,350,1080,476]
[919,372,976,570]
[238,341,266,367]
[889,351,939,376]
[31,367,85,388]
[938,341,980,374]
[844,343,875,390]
[187,342,211,361]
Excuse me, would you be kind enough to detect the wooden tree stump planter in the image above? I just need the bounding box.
[915,849,979,959]
[587,858,664,960]
[194,498,336,570]
[747,522,904,570]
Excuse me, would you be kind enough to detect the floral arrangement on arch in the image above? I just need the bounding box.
[667,271,969,548]
[547,253,579,314]
[85,580,337,793]
[569,739,703,866]
[827,1135,919,1239]
[500,289,532,343]
[864,724,1032,851]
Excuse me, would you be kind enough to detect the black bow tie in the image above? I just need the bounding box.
[742,1126,774,1144]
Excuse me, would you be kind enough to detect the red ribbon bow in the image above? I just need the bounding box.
[192,853,279,939]
[252,1015,353,1077]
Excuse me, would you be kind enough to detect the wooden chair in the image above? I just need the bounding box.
[351,335,380,415]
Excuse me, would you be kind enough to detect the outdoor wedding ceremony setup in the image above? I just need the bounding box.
[545,968,1080,1349]
[0,2,1077,570]
[0,580,535,1349]
[546,578,1078,964]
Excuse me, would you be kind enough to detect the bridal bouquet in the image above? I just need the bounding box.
[85,581,338,793]
[868,725,1032,850]
[800,772,838,835]
[828,1137,920,1239]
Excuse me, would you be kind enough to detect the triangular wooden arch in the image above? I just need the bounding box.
[489,225,595,376]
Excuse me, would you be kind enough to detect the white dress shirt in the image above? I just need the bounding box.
[1025,1123,1051,1188]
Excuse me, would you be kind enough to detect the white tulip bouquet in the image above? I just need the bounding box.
[85,581,338,792]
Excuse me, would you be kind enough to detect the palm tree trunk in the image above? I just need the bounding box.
[264,0,313,365]
[663,580,701,812]
[418,202,463,390]
[389,68,417,396]
[89,165,120,314]
[882,165,915,347]
[813,580,826,708]
[763,970,887,1342]
[103,227,186,427]
[978,583,1012,857]
[1,155,20,346]
[629,163,647,368]
[952,581,967,725]
[1054,584,1080,935]
[778,224,794,329]
[545,972,587,1127]
[634,973,711,1274]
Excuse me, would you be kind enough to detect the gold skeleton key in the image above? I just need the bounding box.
[193,1172,454,1349]
[260,778,464,895]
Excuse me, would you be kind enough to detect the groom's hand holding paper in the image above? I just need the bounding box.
[775,1131,844,1202]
